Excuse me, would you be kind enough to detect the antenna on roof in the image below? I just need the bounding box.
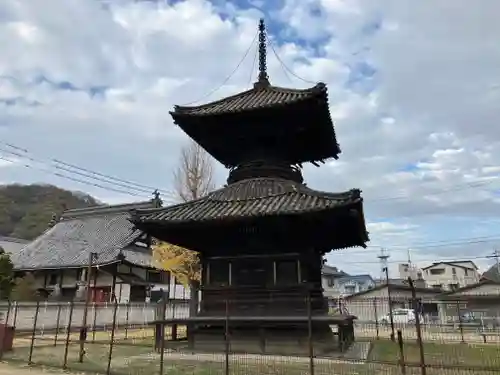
[254,18,270,89]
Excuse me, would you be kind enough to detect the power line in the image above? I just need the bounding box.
[370,178,499,202]
[0,142,175,199]
[337,254,494,266]
[0,155,149,198]
[334,235,500,257]
[180,31,259,106]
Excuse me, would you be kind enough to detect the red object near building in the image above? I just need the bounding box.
[91,287,110,303]
[0,323,15,352]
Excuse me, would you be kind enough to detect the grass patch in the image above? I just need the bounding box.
[370,339,500,368]
[3,338,499,375]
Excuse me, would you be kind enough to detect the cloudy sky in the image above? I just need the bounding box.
[1,0,500,277]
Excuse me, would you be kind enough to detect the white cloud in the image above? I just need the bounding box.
[1,0,500,276]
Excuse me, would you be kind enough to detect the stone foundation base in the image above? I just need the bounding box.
[187,323,351,356]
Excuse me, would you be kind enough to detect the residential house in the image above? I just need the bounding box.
[437,280,500,325]
[344,284,440,322]
[398,263,424,280]
[334,274,375,296]
[321,265,347,298]
[9,201,189,303]
[422,261,480,291]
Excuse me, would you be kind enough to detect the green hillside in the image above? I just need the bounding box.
[0,184,100,240]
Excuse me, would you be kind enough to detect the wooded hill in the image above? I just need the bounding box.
[0,184,100,240]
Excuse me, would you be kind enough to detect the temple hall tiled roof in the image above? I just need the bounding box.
[132,178,363,225]
[171,82,328,117]
[11,201,156,270]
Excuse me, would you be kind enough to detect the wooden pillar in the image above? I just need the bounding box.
[110,265,118,303]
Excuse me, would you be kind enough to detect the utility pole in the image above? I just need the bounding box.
[487,249,500,276]
[79,251,98,363]
[378,248,395,341]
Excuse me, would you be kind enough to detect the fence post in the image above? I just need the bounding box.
[159,321,166,375]
[106,300,119,375]
[63,301,75,369]
[124,302,130,340]
[408,278,426,375]
[92,302,98,342]
[12,301,18,331]
[373,297,379,340]
[224,297,230,375]
[397,330,406,375]
[28,301,41,365]
[455,300,465,343]
[54,303,62,346]
[307,291,315,375]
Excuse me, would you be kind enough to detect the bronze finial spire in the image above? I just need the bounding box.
[255,18,269,88]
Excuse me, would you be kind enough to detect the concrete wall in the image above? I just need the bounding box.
[0,301,190,332]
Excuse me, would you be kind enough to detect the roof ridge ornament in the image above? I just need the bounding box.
[254,18,270,90]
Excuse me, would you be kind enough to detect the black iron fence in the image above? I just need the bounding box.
[0,295,499,375]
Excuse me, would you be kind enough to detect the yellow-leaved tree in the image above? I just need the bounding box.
[153,242,201,287]
[153,140,215,293]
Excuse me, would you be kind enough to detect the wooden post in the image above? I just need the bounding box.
[397,330,406,375]
[78,252,96,363]
[408,277,426,375]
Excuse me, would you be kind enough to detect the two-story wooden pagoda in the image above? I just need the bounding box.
[132,20,369,355]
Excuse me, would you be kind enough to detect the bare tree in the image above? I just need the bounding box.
[170,141,216,337]
[173,141,215,202]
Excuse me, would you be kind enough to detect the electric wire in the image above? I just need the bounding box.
[337,254,495,266]
[0,142,175,199]
[0,155,148,198]
[179,31,259,106]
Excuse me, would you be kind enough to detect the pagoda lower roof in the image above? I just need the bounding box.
[170,82,328,117]
[131,178,363,225]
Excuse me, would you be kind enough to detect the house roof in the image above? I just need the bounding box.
[335,274,374,284]
[0,236,29,255]
[422,261,478,271]
[344,283,439,299]
[438,279,500,298]
[322,265,348,277]
[481,264,500,282]
[10,201,156,270]
[171,83,328,117]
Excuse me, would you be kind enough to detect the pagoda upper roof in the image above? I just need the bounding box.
[132,177,364,228]
[171,82,328,118]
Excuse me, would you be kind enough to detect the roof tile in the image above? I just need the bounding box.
[11,201,156,270]
[133,178,363,224]
[171,83,327,117]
